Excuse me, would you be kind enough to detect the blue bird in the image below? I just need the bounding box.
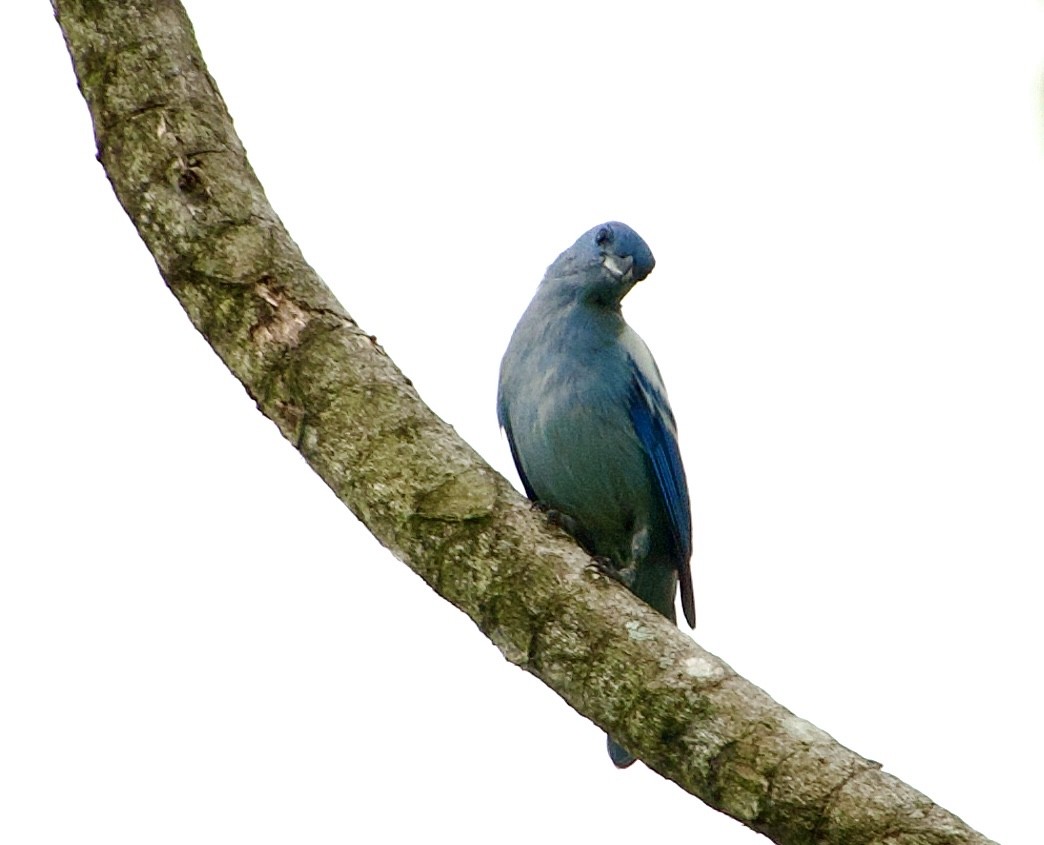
[498,222,694,768]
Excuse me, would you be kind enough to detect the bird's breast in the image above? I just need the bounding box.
[517,382,654,560]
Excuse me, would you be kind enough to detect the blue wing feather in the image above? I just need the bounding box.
[498,396,538,501]
[502,421,538,501]
[629,367,695,627]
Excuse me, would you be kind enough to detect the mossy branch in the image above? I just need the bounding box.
[50,3,995,843]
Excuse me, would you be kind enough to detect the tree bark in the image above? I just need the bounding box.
[50,3,995,843]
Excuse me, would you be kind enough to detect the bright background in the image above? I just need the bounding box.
[3,3,1042,843]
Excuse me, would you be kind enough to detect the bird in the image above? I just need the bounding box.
[497,221,694,768]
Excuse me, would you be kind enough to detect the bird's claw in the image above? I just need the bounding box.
[587,557,637,590]
[544,508,569,530]
[530,501,575,533]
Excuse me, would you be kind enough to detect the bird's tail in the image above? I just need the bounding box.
[607,735,636,768]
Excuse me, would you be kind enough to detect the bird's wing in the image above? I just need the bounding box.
[628,364,696,628]
[498,396,538,501]
[503,421,539,501]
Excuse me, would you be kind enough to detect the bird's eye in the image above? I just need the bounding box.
[595,226,613,247]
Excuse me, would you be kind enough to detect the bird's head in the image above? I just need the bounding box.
[543,221,656,307]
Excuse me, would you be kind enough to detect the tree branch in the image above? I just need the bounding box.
[50,2,994,843]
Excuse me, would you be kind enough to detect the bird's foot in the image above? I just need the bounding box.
[529,500,566,526]
[530,502,583,537]
[588,557,637,590]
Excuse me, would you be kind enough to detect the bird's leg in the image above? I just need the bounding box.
[531,500,637,586]
[588,556,637,590]
[530,500,586,542]
[589,524,648,589]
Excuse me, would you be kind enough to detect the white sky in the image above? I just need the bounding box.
[3,2,1042,843]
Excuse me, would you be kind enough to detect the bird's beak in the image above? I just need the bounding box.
[602,254,635,283]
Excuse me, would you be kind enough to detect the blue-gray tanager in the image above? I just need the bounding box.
[497,222,694,768]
